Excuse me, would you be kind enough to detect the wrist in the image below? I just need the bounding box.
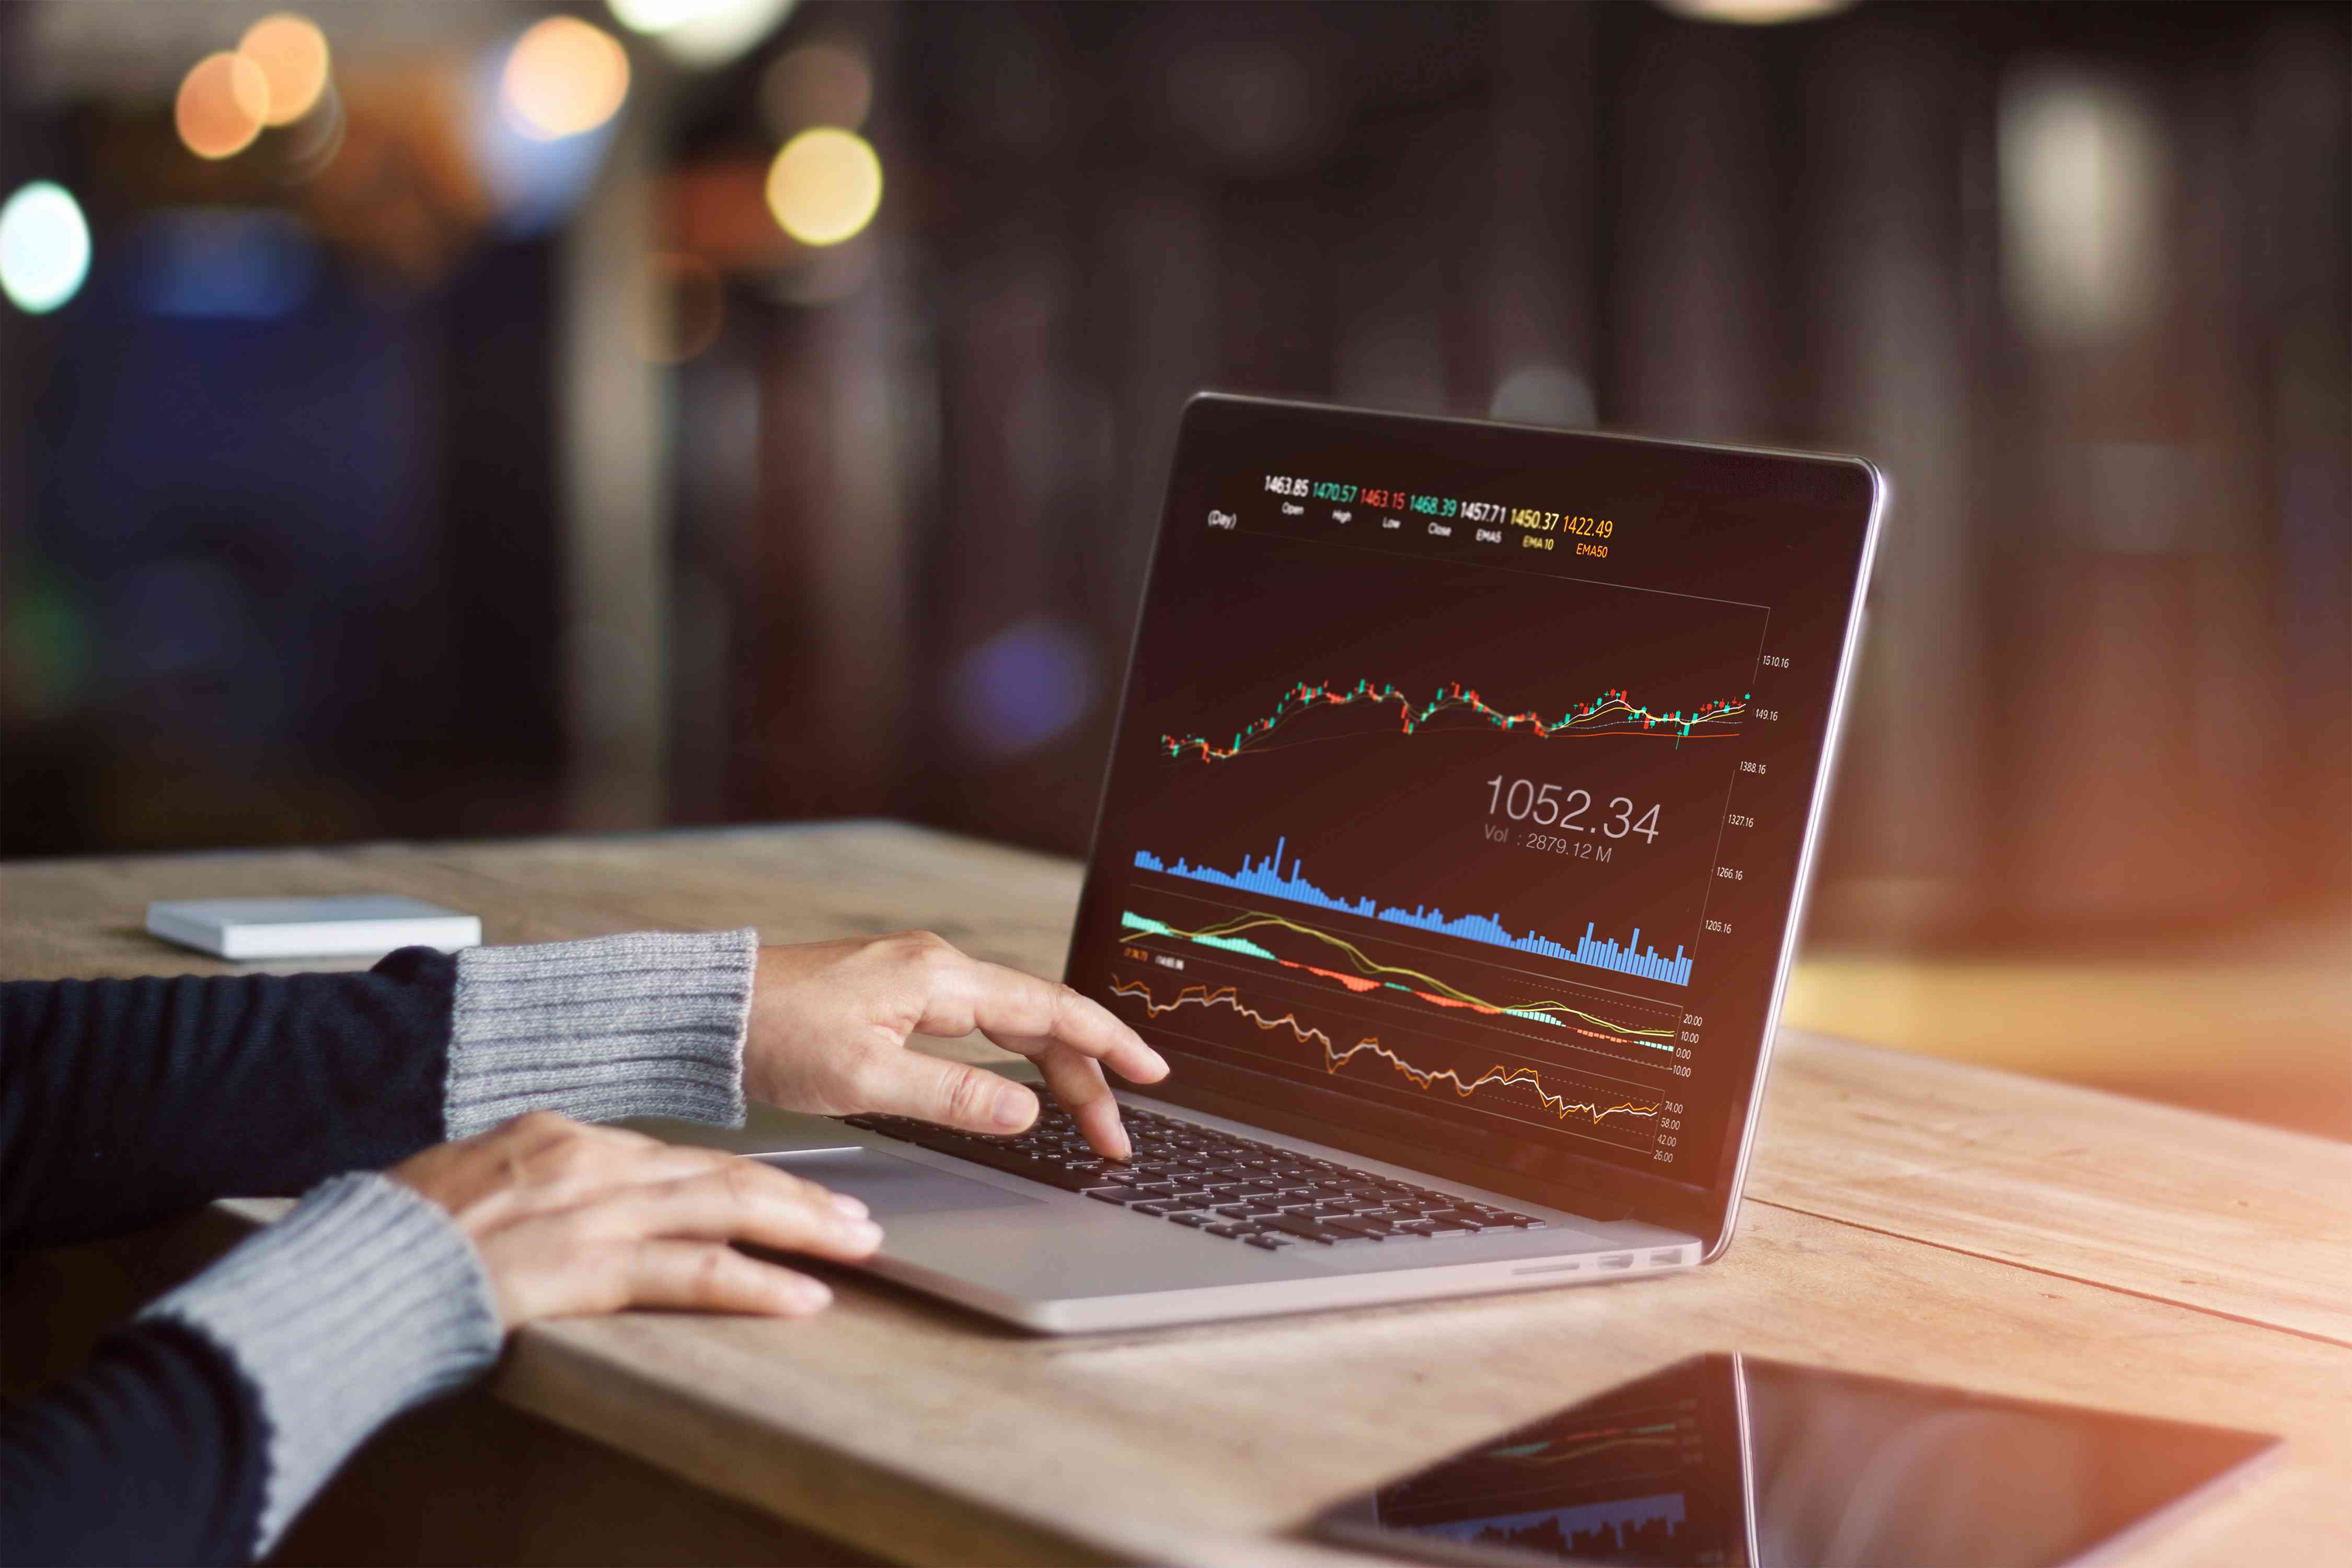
[446,928,758,1134]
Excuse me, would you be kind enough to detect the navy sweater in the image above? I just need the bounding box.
[0,951,458,1567]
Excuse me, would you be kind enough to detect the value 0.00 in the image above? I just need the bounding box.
[1486,777,1661,841]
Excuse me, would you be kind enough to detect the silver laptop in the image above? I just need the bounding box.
[666,395,1883,1334]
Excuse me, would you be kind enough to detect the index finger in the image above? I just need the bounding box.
[914,959,1169,1086]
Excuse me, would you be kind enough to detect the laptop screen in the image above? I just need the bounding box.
[1066,396,1880,1237]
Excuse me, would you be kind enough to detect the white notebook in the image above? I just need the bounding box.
[145,895,483,960]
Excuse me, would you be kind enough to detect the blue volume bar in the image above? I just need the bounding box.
[1133,836,1692,986]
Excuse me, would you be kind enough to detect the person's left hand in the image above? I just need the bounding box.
[743,932,1168,1160]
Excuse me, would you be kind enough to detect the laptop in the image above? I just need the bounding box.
[665,394,1883,1333]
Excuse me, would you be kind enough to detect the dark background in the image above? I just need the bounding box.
[4,1,2347,1135]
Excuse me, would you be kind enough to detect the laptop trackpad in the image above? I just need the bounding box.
[757,1148,1043,1218]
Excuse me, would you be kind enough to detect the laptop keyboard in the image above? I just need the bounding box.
[841,1102,1543,1251]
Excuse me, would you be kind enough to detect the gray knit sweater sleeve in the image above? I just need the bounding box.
[140,1174,504,1557]
[444,927,759,1136]
[139,928,762,1560]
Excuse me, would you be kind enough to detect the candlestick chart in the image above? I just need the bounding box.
[1160,677,1746,765]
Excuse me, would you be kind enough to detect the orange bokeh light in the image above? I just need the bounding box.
[177,51,272,160]
[502,17,632,141]
[239,14,332,127]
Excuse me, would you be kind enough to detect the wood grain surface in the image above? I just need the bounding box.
[7,823,2347,1566]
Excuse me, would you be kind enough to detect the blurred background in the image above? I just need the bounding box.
[3,1,2346,1135]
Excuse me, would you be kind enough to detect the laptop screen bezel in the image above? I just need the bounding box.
[1065,393,1885,1251]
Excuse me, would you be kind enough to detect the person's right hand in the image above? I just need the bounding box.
[389,1111,881,1329]
[744,931,1168,1161]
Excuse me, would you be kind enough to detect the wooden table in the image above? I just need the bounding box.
[6,823,2348,1567]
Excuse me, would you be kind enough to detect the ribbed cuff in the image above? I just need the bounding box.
[444,928,756,1137]
[141,1173,503,1558]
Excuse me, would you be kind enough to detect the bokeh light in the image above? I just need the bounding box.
[467,39,619,236]
[238,14,331,127]
[0,181,93,314]
[1654,0,1854,21]
[2000,68,2165,345]
[765,128,883,247]
[177,51,272,160]
[948,618,1099,760]
[502,17,631,141]
[760,41,872,138]
[607,0,797,69]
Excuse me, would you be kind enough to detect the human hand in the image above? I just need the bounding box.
[743,931,1168,1159]
[390,1111,881,1329]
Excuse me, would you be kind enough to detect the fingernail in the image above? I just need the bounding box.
[790,1281,833,1312]
[1112,1124,1133,1161]
[844,1218,883,1249]
[991,1086,1033,1128]
[829,1192,869,1220]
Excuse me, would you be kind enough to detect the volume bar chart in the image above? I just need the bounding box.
[1133,836,1693,986]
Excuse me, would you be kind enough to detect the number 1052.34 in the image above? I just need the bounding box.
[1485,777,1661,842]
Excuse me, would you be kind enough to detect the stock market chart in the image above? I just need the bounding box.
[1065,401,1874,1202]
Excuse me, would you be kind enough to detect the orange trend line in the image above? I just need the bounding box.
[1108,976,1334,1047]
[1323,1039,1664,1125]
[1109,975,1662,1126]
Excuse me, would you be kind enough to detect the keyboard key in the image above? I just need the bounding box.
[1245,1233,1295,1250]
[1216,1203,1279,1219]
[1167,1212,1216,1228]
[1205,1222,1259,1239]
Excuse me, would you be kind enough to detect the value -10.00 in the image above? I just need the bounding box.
[1485,777,1661,841]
